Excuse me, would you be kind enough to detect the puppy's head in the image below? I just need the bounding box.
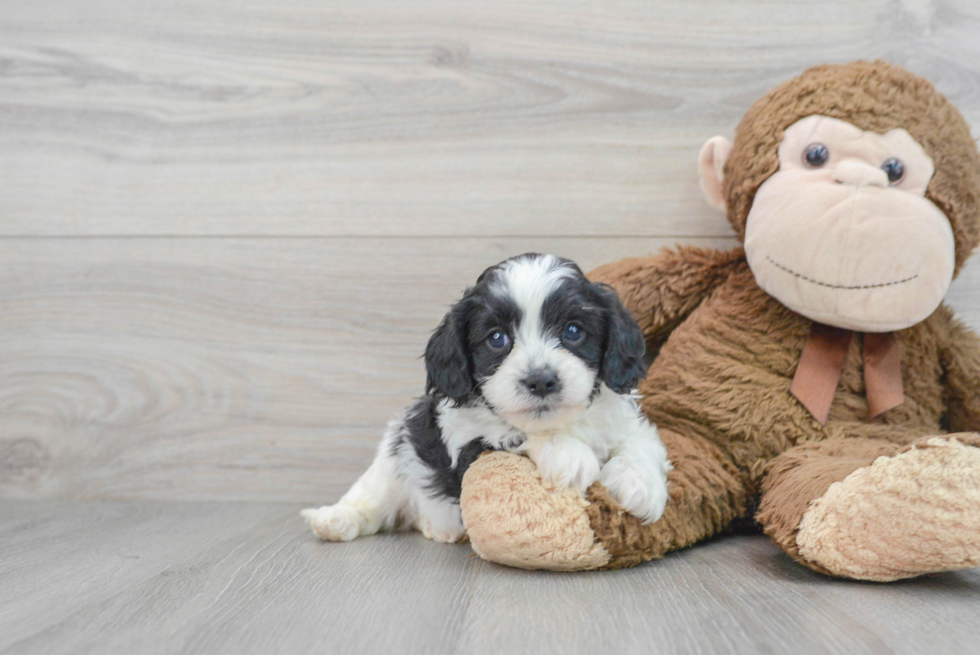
[425,253,647,431]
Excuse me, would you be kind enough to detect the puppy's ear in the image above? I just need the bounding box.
[595,284,648,394]
[424,299,474,402]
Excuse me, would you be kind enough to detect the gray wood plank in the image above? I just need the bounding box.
[0,501,482,655]
[1,501,978,655]
[2,236,979,502]
[0,501,293,651]
[1,0,979,237]
[0,236,734,502]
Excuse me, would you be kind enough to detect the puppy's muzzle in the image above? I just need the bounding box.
[522,368,562,398]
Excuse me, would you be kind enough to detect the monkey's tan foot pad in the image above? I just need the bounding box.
[797,437,980,581]
[460,451,611,571]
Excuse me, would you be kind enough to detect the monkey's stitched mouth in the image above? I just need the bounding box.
[766,256,918,290]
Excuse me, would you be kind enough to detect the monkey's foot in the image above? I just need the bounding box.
[797,436,980,581]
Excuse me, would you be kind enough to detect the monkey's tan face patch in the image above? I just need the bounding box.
[744,115,955,332]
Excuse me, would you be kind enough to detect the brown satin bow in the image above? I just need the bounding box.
[790,323,904,424]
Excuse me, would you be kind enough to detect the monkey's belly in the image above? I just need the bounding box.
[637,272,946,477]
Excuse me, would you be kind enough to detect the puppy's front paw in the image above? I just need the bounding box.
[599,456,669,524]
[301,504,362,541]
[531,438,601,495]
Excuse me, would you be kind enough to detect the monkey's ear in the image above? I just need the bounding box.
[698,136,733,213]
[424,300,474,402]
[595,284,648,394]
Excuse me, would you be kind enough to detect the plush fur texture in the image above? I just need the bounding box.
[725,60,980,274]
[796,435,980,581]
[461,452,612,570]
[459,62,980,580]
[744,114,956,332]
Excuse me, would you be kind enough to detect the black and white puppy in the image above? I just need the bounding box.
[302,253,670,544]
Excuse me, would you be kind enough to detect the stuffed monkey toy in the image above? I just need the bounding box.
[459,61,980,581]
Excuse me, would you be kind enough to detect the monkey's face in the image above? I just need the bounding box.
[742,115,955,332]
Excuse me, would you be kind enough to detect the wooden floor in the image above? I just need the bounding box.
[2,500,979,655]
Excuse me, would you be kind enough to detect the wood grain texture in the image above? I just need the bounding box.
[0,236,738,501]
[2,1,980,645]
[2,501,979,655]
[2,236,980,502]
[1,0,980,508]
[1,0,979,236]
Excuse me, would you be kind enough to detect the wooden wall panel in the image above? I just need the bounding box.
[3,237,978,502]
[0,236,739,501]
[1,0,979,236]
[2,0,980,502]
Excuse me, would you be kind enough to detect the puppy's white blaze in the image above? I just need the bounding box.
[492,254,575,343]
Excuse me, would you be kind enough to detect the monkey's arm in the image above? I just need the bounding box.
[588,246,745,348]
[939,310,980,432]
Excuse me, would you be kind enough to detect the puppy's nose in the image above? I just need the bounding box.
[522,369,561,398]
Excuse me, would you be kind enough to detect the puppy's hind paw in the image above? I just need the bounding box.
[301,504,362,542]
[417,517,466,544]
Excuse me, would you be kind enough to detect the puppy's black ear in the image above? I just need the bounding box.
[596,283,648,394]
[424,299,474,402]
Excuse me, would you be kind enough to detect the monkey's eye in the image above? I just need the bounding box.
[881,158,905,185]
[487,331,511,350]
[562,324,584,344]
[803,143,830,168]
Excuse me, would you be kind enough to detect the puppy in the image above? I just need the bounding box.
[302,253,670,544]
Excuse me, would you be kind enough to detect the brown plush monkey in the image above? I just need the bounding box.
[459,61,980,581]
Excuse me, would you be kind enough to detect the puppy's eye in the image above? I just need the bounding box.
[562,324,584,344]
[881,157,905,184]
[803,143,829,168]
[487,331,510,350]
